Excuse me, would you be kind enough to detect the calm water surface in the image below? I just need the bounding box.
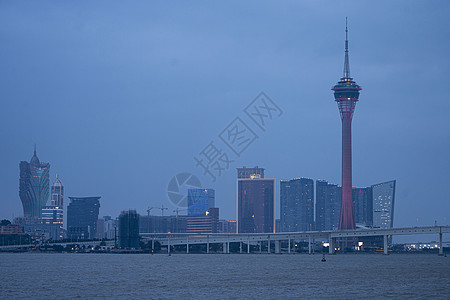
[1,253,449,299]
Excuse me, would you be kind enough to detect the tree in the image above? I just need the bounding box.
[0,219,11,226]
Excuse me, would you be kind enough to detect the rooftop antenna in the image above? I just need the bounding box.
[343,17,351,79]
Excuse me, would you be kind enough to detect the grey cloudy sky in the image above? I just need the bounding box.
[1,1,449,233]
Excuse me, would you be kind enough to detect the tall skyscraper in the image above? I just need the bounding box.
[237,166,265,179]
[237,169,275,233]
[67,196,101,239]
[315,180,342,231]
[372,180,396,228]
[41,174,64,239]
[280,178,314,232]
[352,186,373,227]
[118,210,140,249]
[332,20,362,230]
[19,146,50,218]
[187,189,215,216]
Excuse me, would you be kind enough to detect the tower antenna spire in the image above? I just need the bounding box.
[34,144,37,156]
[343,17,351,78]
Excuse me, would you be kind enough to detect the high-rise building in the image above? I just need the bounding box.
[139,215,187,234]
[41,174,64,239]
[67,196,101,240]
[372,180,396,228]
[237,166,265,179]
[118,210,140,249]
[187,189,215,216]
[332,20,362,230]
[237,171,275,233]
[315,180,342,231]
[19,146,50,219]
[280,178,314,232]
[186,208,219,234]
[352,186,373,227]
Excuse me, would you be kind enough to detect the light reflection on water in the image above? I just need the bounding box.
[1,253,449,299]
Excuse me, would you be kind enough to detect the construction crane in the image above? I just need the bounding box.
[148,205,168,216]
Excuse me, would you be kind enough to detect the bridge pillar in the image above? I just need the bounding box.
[152,237,154,252]
[383,235,388,255]
[439,232,443,256]
[247,241,250,253]
[239,242,242,253]
[308,237,312,254]
[227,242,230,254]
[267,236,271,254]
[223,242,227,254]
[186,237,189,254]
[207,236,210,254]
[288,239,291,254]
[259,241,262,253]
[329,236,335,254]
[275,240,280,254]
[168,237,171,255]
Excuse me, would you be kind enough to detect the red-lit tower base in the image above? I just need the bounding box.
[332,20,361,230]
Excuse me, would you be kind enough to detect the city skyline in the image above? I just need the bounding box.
[1,1,449,232]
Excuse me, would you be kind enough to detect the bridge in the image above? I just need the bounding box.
[140,225,450,255]
[0,240,115,251]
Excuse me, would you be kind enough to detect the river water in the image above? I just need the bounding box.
[1,253,449,299]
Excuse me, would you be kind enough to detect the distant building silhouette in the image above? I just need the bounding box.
[140,215,187,233]
[19,146,50,219]
[315,180,342,231]
[237,166,265,179]
[372,180,396,228]
[67,196,100,240]
[218,219,237,233]
[187,208,219,234]
[280,178,314,232]
[188,189,215,216]
[237,168,275,233]
[352,186,373,227]
[118,210,140,249]
[41,174,64,239]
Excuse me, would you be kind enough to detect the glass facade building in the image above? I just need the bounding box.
[372,180,396,228]
[67,196,101,239]
[41,175,64,239]
[237,177,275,233]
[280,178,314,232]
[187,189,215,216]
[352,186,373,227]
[237,166,265,179]
[119,210,140,249]
[19,147,50,218]
[315,180,342,231]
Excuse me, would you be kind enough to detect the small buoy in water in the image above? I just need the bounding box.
[321,254,326,262]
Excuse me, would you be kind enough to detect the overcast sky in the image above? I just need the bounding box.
[1,1,449,236]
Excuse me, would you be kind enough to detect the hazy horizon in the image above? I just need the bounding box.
[1,1,449,235]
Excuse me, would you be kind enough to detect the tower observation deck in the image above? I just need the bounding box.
[332,19,361,230]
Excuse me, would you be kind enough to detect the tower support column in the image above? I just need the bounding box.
[439,232,443,256]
